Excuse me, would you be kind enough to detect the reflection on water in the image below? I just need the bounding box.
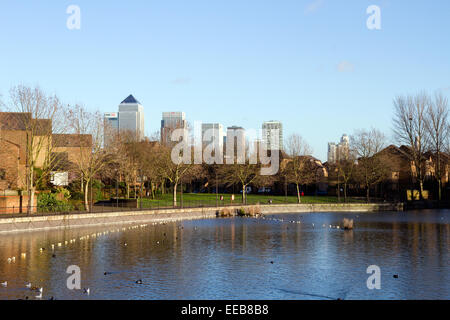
[0,210,448,300]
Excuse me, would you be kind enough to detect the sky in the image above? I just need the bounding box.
[0,0,449,161]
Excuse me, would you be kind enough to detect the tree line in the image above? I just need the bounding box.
[0,85,448,212]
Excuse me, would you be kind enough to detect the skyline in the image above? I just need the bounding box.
[1,1,450,161]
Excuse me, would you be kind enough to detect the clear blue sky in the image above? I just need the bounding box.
[1,0,449,161]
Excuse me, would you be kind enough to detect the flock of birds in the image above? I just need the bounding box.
[0,221,172,300]
[258,216,344,229]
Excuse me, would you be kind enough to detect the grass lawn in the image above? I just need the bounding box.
[139,193,365,208]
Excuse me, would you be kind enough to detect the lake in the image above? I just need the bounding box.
[0,210,448,300]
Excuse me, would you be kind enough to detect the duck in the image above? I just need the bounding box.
[7,258,11,263]
[135,279,143,284]
[83,288,90,295]
[25,283,32,288]
[1,281,7,287]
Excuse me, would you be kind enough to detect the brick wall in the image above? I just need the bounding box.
[0,195,37,214]
[0,139,22,190]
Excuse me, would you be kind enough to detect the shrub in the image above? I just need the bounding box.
[38,193,74,213]
[217,208,234,217]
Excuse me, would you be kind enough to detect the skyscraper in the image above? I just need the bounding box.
[118,95,145,141]
[201,123,225,149]
[327,143,337,164]
[225,126,246,162]
[161,112,186,145]
[104,95,145,147]
[103,112,119,147]
[327,134,350,164]
[262,121,283,151]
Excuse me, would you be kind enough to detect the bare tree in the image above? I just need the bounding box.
[138,140,163,199]
[425,92,449,201]
[352,128,389,202]
[156,144,194,207]
[218,161,260,204]
[218,140,262,204]
[7,85,67,213]
[283,134,314,203]
[66,105,111,211]
[393,93,431,199]
[335,151,357,203]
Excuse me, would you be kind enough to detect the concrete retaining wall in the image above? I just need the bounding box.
[0,203,403,234]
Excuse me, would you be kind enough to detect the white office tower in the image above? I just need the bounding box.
[161,112,186,145]
[262,121,283,151]
[118,95,145,141]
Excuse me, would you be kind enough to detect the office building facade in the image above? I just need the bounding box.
[161,112,186,145]
[104,95,145,146]
[201,123,225,148]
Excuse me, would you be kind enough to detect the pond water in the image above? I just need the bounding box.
[0,210,448,300]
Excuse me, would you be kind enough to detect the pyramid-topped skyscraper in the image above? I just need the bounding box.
[121,94,141,105]
[104,94,145,146]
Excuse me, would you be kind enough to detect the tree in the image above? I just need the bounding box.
[352,128,389,203]
[156,144,194,207]
[425,92,449,201]
[66,105,112,211]
[283,134,315,203]
[335,152,357,203]
[218,161,260,204]
[393,93,430,200]
[7,85,67,213]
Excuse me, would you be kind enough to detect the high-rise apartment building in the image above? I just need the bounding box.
[161,112,186,145]
[104,95,145,146]
[327,134,350,164]
[262,121,283,151]
[327,143,337,164]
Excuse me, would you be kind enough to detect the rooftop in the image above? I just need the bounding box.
[120,95,141,105]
